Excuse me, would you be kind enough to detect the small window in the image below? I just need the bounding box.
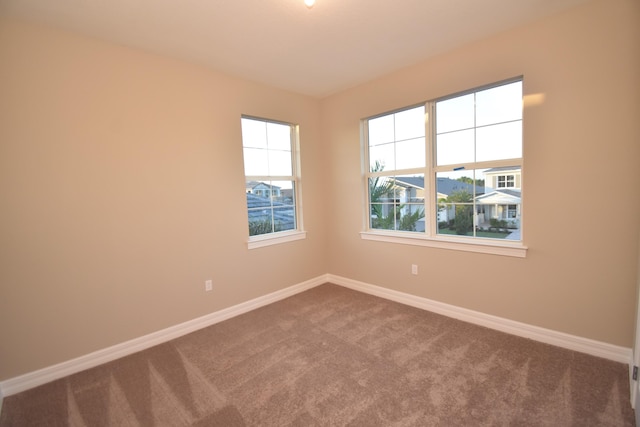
[497,175,515,188]
[241,116,303,246]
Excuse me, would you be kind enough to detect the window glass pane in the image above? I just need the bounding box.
[476,81,522,127]
[369,143,395,172]
[395,174,425,232]
[246,180,270,200]
[369,176,395,204]
[369,176,396,230]
[368,114,394,146]
[475,121,522,162]
[266,122,291,151]
[247,179,274,236]
[268,149,292,176]
[436,129,474,166]
[398,203,425,232]
[241,118,267,149]
[243,148,269,176]
[436,94,474,133]
[370,203,396,230]
[395,137,425,170]
[369,175,424,232]
[270,180,295,205]
[273,206,296,232]
[394,106,425,141]
[394,174,425,202]
[247,212,273,235]
[246,180,297,235]
[476,169,521,239]
[435,168,522,240]
[369,106,426,172]
[436,170,479,237]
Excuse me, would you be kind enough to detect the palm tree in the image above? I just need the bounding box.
[369,161,424,230]
[369,161,396,229]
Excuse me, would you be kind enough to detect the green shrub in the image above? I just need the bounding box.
[490,218,508,229]
[453,206,473,235]
[249,219,281,236]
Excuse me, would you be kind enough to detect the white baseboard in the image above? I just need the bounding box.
[1,273,631,400]
[328,274,632,365]
[0,274,329,398]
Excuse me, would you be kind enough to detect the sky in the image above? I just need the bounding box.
[368,80,522,172]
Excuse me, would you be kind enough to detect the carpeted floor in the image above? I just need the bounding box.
[1,283,635,426]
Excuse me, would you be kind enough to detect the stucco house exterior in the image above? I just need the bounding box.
[245,181,281,198]
[476,167,522,229]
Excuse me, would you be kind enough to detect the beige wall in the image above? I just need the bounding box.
[322,0,640,347]
[0,20,327,380]
[1,0,639,383]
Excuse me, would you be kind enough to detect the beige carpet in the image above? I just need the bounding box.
[1,283,635,426]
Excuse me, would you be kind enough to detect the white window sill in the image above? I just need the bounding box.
[248,230,307,250]
[360,231,527,258]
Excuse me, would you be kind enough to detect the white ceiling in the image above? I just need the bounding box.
[0,0,591,98]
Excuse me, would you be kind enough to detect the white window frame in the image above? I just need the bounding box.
[361,78,527,258]
[498,175,515,188]
[241,115,306,249]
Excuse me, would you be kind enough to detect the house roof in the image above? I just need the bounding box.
[246,181,281,190]
[436,178,484,197]
[246,193,295,229]
[394,176,424,189]
[484,166,521,174]
[475,189,522,205]
[393,176,485,197]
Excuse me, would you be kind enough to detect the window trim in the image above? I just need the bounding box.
[360,230,527,258]
[241,115,305,249]
[361,77,527,257]
[248,230,307,250]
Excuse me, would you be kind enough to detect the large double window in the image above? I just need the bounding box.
[364,79,524,255]
[241,116,304,248]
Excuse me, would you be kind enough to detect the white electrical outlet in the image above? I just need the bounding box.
[411,264,418,275]
[205,280,213,291]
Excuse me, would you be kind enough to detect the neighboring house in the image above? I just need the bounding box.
[476,167,522,228]
[245,181,281,198]
[374,168,522,230]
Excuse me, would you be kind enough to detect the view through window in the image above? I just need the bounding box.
[365,79,523,242]
[241,116,299,237]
